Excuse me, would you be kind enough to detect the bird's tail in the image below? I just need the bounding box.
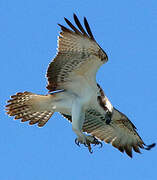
[5,91,54,127]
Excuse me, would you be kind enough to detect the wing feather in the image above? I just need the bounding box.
[84,17,95,41]
[61,107,155,157]
[73,14,88,37]
[46,14,108,91]
[64,17,82,35]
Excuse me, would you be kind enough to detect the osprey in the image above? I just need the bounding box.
[6,14,155,157]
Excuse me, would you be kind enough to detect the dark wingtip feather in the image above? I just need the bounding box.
[84,17,95,41]
[133,145,141,154]
[58,23,72,33]
[126,150,133,158]
[118,146,124,153]
[73,13,77,18]
[144,143,156,150]
[124,146,133,158]
[73,13,88,36]
[59,13,96,42]
[64,17,81,34]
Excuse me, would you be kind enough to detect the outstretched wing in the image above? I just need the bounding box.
[61,108,155,157]
[84,108,154,157]
[46,14,108,91]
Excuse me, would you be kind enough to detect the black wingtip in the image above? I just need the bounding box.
[144,143,156,150]
[84,16,95,41]
[64,17,81,34]
[58,23,72,33]
[73,13,77,19]
[73,13,88,36]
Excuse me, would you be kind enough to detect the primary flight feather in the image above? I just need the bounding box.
[6,14,155,157]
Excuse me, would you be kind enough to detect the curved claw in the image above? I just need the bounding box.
[75,136,103,153]
[92,137,103,148]
[75,138,80,147]
[86,143,93,154]
[84,143,88,147]
[98,141,103,148]
[93,137,98,146]
[88,147,93,154]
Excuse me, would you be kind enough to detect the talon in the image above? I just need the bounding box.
[84,143,88,147]
[75,138,80,147]
[92,136,103,148]
[74,136,102,153]
[99,142,103,148]
[87,144,93,154]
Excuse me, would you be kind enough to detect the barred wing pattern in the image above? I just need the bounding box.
[61,108,155,158]
[5,14,155,157]
[6,92,54,127]
[46,14,108,91]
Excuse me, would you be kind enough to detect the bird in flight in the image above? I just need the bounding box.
[6,14,155,157]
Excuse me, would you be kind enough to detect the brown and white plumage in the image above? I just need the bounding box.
[61,84,155,157]
[62,106,155,158]
[46,14,108,91]
[6,92,54,127]
[6,14,155,157]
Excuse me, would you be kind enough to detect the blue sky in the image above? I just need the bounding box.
[1,0,157,179]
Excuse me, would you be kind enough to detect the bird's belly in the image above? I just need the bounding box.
[50,91,74,115]
[51,83,97,115]
[67,76,97,101]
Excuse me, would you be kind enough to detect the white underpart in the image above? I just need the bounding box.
[71,97,86,142]
[105,97,113,112]
[46,56,106,143]
[46,75,102,143]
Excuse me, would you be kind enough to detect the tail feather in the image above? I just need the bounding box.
[6,91,54,127]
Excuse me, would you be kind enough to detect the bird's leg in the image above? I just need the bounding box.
[84,135,103,153]
[72,98,103,153]
[72,98,86,144]
[74,135,103,153]
[87,136,103,148]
